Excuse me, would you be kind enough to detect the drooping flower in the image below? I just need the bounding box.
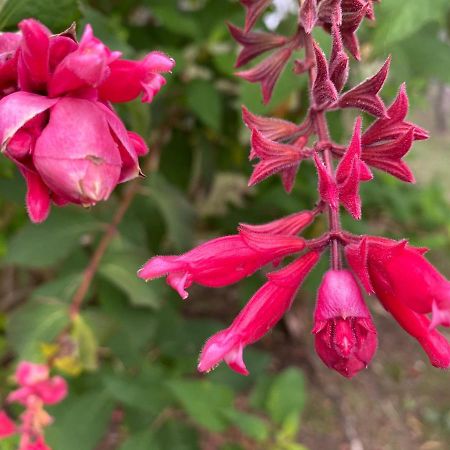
[313,269,378,378]
[138,229,306,299]
[345,237,450,367]
[198,251,321,374]
[0,19,171,223]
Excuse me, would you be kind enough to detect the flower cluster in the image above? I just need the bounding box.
[0,362,68,449]
[0,19,174,223]
[139,0,450,378]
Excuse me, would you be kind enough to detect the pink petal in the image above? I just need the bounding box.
[19,167,51,223]
[0,92,57,151]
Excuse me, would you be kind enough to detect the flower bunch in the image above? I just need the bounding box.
[0,19,173,223]
[139,0,450,378]
[0,362,67,449]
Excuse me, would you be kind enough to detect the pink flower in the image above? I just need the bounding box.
[0,410,16,438]
[98,51,174,103]
[313,270,378,378]
[138,229,306,299]
[345,238,450,368]
[0,19,172,223]
[8,362,67,406]
[198,251,321,374]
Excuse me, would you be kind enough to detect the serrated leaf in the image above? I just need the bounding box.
[7,297,69,360]
[266,368,306,426]
[0,0,80,31]
[187,80,223,131]
[4,209,100,268]
[167,379,233,432]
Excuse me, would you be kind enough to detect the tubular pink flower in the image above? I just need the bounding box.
[313,270,378,378]
[138,232,306,299]
[198,251,321,374]
[369,266,450,369]
[367,239,450,328]
[98,51,174,103]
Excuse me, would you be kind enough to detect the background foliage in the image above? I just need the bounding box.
[0,1,449,449]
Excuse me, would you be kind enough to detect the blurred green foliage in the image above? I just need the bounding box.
[0,0,449,449]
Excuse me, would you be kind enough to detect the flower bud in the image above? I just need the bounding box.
[313,270,377,378]
[33,97,122,205]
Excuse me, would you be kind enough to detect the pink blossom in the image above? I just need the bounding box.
[240,0,272,32]
[138,231,306,299]
[0,19,172,223]
[346,237,450,367]
[0,410,16,438]
[8,362,67,406]
[198,251,321,374]
[313,270,378,378]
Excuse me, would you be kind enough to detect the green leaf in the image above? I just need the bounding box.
[103,365,172,414]
[146,174,197,251]
[4,209,100,268]
[187,80,223,131]
[0,0,80,30]
[147,0,200,39]
[266,368,306,426]
[374,0,449,47]
[99,251,164,309]
[46,391,114,450]
[167,379,234,432]
[72,314,98,371]
[7,297,69,360]
[223,410,269,442]
[119,430,157,450]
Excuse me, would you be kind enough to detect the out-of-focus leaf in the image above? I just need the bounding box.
[374,0,449,47]
[103,365,172,414]
[119,430,157,450]
[72,314,98,371]
[187,79,223,131]
[223,409,269,442]
[79,3,132,55]
[146,174,197,251]
[46,391,114,450]
[266,367,306,426]
[7,297,69,360]
[0,0,80,30]
[153,421,199,450]
[4,209,100,268]
[147,0,200,39]
[167,379,234,432]
[99,252,164,308]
